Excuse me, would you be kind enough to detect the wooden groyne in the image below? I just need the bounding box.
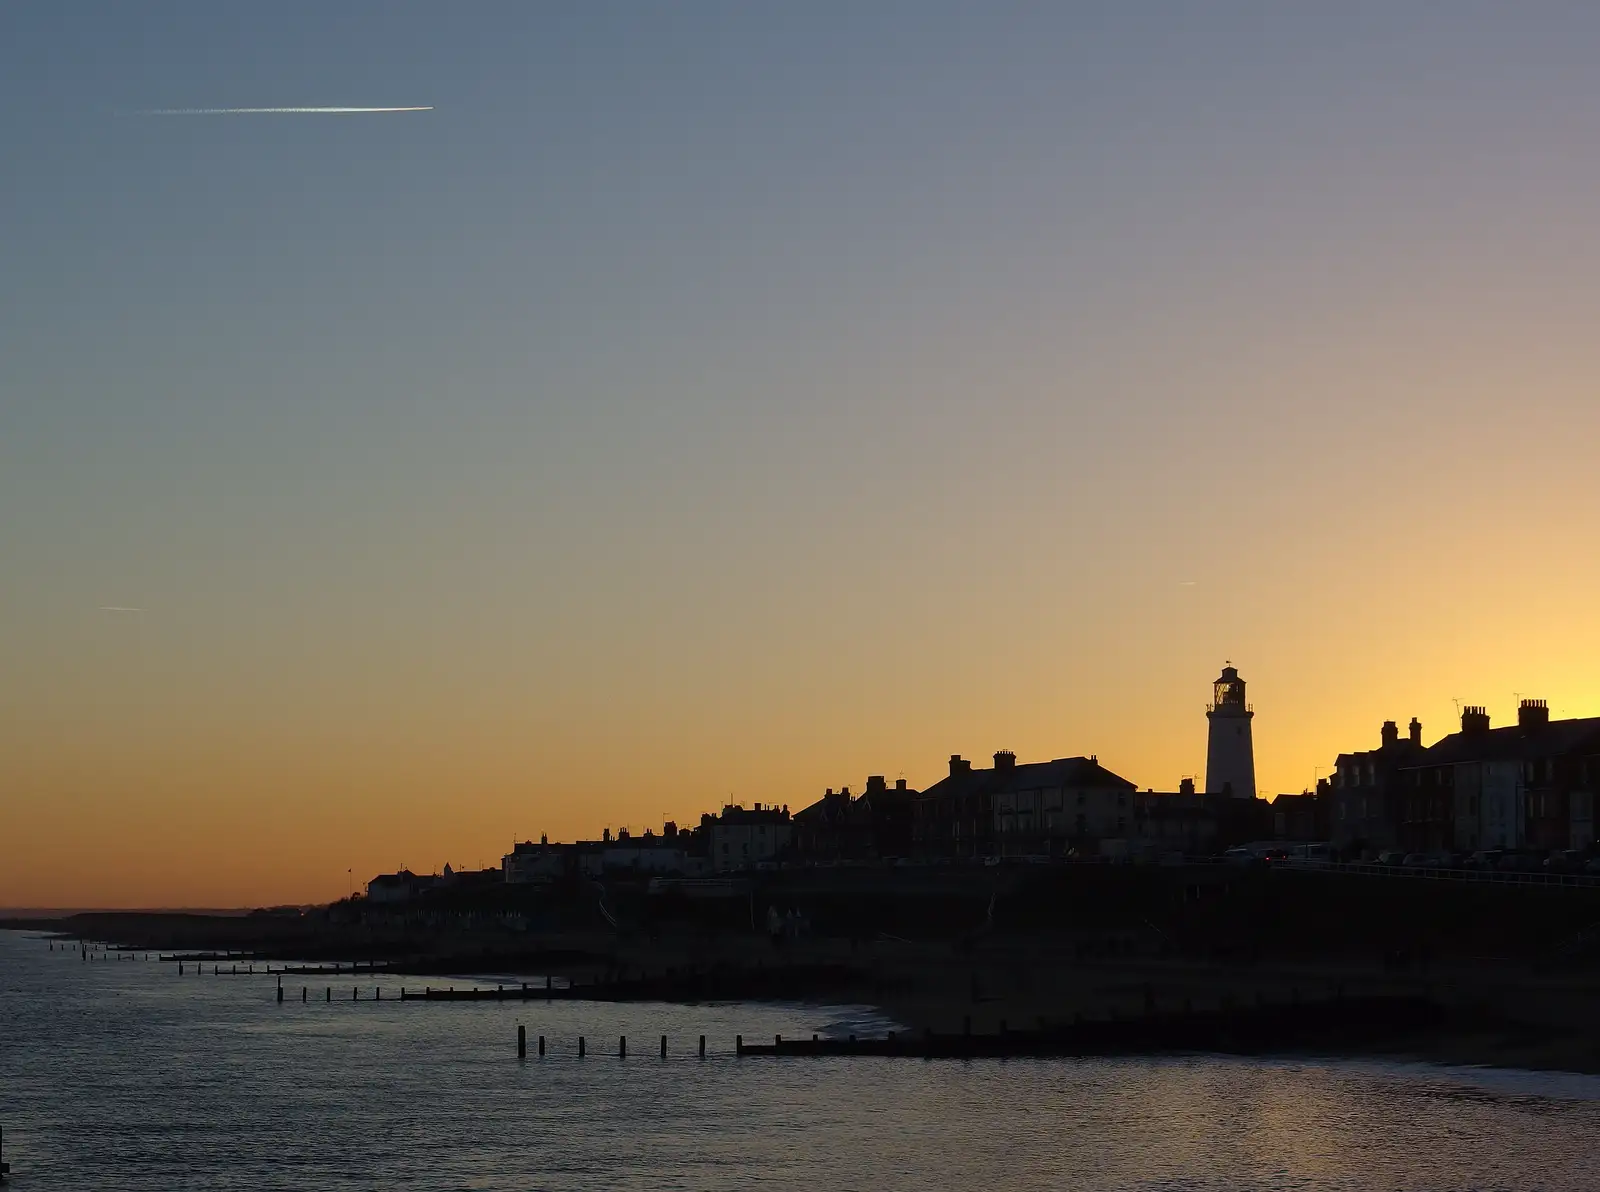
[735,994,1443,1059]
[479,995,1444,1062]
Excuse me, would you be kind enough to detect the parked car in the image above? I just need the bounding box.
[1223,847,1262,868]
[1401,852,1430,868]
[1496,852,1544,873]
[1545,850,1588,872]
[1375,850,1406,867]
[1465,849,1504,870]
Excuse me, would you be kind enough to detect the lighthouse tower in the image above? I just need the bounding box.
[1205,663,1256,798]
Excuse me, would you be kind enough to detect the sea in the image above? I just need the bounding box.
[2,930,1598,1191]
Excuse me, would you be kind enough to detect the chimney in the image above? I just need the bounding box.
[993,750,1016,772]
[1179,777,1196,796]
[950,754,971,776]
[603,827,612,843]
[540,833,548,846]
[895,778,907,791]
[1519,698,1550,730]
[1408,717,1422,746]
[1381,720,1398,749]
[1461,706,1490,735]
[867,775,887,794]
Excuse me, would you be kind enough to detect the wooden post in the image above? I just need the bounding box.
[539,1035,546,1057]
[518,1025,526,1059]
[736,1034,743,1056]
[619,1035,626,1059]
[699,1034,706,1058]
[302,987,307,1002]
[179,963,184,975]
[660,1035,667,1058]
[376,987,381,1001]
[578,1036,586,1058]
[775,1033,782,1047]
[326,987,331,1003]
[277,984,284,1003]
[353,987,358,1001]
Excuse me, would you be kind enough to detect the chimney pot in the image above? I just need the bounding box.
[1381,720,1398,748]
[1409,717,1422,746]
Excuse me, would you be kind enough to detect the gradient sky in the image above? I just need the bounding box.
[5,3,1600,907]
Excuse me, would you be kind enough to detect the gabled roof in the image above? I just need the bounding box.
[793,792,851,825]
[1413,717,1600,766]
[1335,740,1428,767]
[995,756,1137,794]
[920,755,1136,799]
[917,767,1003,807]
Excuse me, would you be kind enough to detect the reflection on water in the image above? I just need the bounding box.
[1,931,1595,1191]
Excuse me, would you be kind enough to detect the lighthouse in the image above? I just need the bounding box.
[1205,663,1256,798]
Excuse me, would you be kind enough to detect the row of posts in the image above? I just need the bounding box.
[512,1028,818,1059]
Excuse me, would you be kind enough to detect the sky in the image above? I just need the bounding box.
[4,2,1600,908]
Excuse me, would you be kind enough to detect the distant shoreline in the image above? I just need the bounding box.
[11,906,1600,1077]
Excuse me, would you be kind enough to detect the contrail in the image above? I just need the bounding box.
[135,106,433,116]
[99,606,145,613]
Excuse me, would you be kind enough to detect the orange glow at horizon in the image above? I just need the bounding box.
[7,7,1600,909]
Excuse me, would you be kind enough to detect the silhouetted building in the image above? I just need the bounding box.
[1400,700,1600,853]
[991,753,1139,855]
[1330,717,1427,853]
[792,786,863,861]
[366,870,432,903]
[1270,789,1328,842]
[1132,781,1219,854]
[503,838,563,884]
[702,803,792,872]
[914,754,1004,859]
[1205,664,1256,797]
[794,776,920,862]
